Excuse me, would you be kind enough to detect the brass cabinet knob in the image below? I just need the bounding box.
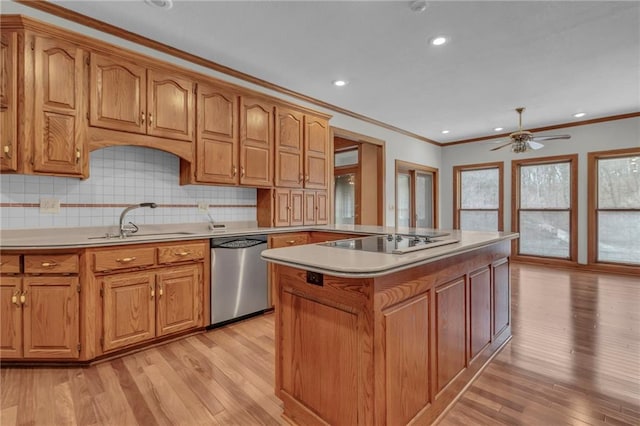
[116,257,136,263]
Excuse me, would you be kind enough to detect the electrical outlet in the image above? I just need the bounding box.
[197,202,209,212]
[40,197,61,214]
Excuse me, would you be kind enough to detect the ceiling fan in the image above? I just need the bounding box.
[491,108,571,153]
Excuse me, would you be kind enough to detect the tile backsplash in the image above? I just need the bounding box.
[0,146,257,230]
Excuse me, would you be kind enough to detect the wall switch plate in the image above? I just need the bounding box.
[40,197,61,214]
[197,202,209,212]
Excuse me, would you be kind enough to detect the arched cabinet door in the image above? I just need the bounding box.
[0,32,18,172]
[274,106,304,188]
[240,96,274,187]
[304,116,329,189]
[147,69,194,142]
[33,35,86,177]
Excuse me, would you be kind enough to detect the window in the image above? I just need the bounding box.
[453,162,503,231]
[512,155,577,261]
[334,148,359,225]
[395,160,438,229]
[588,148,640,267]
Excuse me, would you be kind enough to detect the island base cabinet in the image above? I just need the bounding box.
[272,241,512,426]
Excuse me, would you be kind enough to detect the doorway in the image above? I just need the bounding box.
[395,160,438,228]
[332,128,384,226]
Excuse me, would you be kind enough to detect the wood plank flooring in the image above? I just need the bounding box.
[1,263,639,425]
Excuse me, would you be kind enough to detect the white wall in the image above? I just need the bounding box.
[441,117,640,264]
[1,1,442,229]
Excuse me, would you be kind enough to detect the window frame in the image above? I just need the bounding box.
[395,160,438,229]
[588,147,640,273]
[511,154,578,265]
[453,162,504,231]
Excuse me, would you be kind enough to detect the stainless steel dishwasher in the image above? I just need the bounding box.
[209,235,269,327]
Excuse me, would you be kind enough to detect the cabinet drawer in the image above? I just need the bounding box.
[24,254,79,274]
[0,254,21,274]
[270,232,309,248]
[158,242,205,264]
[92,247,155,272]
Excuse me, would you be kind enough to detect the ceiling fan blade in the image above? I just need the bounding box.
[528,141,545,150]
[490,141,513,151]
[531,134,571,142]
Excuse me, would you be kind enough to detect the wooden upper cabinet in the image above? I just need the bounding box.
[32,35,85,177]
[196,83,239,184]
[240,96,273,187]
[89,53,194,142]
[0,31,18,172]
[275,107,304,188]
[90,52,146,134]
[304,115,329,189]
[147,69,194,141]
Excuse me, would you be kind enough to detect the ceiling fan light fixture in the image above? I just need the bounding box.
[573,112,586,118]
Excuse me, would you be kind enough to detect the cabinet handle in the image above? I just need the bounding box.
[0,262,4,266]
[3,143,11,159]
[158,285,163,297]
[149,113,153,124]
[41,261,58,268]
[20,291,27,305]
[305,175,310,182]
[116,257,136,263]
[150,286,155,298]
[141,112,146,124]
[75,148,81,164]
[240,167,245,177]
[11,289,20,307]
[286,240,296,245]
[298,174,303,183]
[174,251,191,256]
[232,166,237,177]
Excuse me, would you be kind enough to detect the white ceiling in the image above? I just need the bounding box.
[46,0,640,143]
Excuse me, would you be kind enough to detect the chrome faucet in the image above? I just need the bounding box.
[119,202,157,238]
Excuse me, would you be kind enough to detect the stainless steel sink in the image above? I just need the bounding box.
[88,231,196,240]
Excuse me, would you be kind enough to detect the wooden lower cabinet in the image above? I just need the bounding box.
[0,275,80,359]
[101,271,156,352]
[156,265,202,337]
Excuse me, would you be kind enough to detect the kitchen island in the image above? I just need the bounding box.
[261,229,518,425]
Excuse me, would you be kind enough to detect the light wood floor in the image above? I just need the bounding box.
[1,264,639,425]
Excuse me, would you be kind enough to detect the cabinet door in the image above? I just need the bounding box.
[89,52,146,134]
[32,35,85,176]
[0,277,22,358]
[147,69,194,141]
[196,83,238,184]
[102,271,156,352]
[303,191,316,225]
[275,107,304,188]
[240,96,273,187]
[0,32,18,172]
[156,264,201,337]
[22,276,79,359]
[316,191,329,225]
[290,190,304,226]
[304,115,329,189]
[274,188,291,227]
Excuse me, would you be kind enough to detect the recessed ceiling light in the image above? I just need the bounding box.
[409,0,429,13]
[573,112,586,118]
[144,0,173,9]
[430,36,447,46]
[441,130,450,134]
[494,127,504,132]
[332,80,348,87]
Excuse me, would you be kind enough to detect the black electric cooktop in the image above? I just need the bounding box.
[322,232,459,254]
